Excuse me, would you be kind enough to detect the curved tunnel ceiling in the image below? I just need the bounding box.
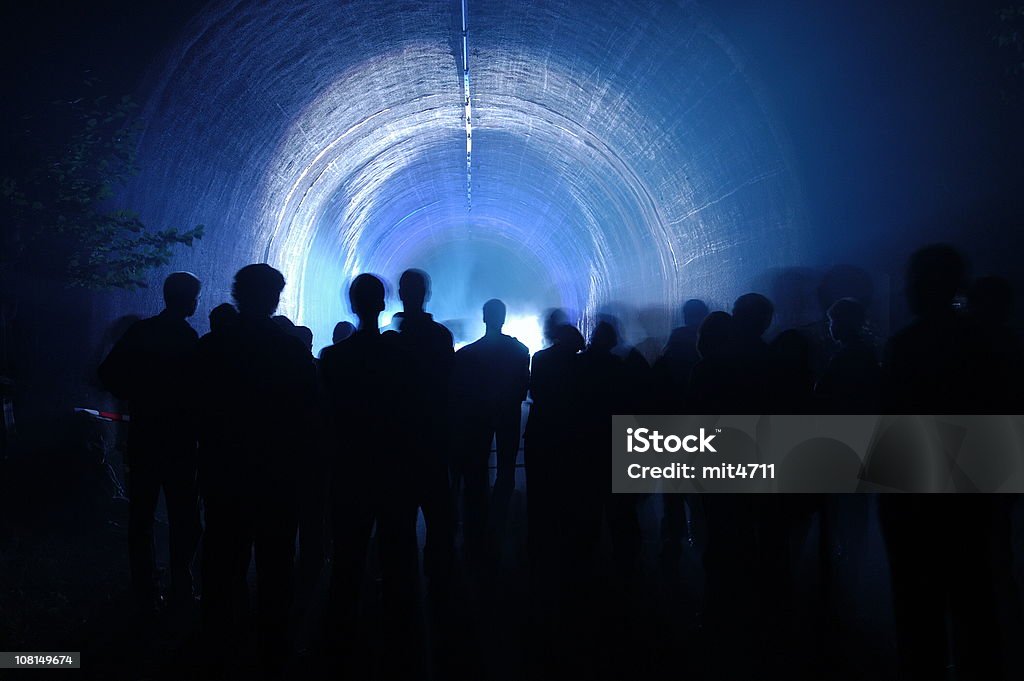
[126,0,807,347]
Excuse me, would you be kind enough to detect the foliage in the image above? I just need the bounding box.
[1,83,203,290]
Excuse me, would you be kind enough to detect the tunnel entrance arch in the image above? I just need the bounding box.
[125,0,807,348]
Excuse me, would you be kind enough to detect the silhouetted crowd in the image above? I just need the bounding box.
[99,244,1023,680]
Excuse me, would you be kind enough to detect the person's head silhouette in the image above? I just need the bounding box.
[697,311,736,360]
[399,269,431,313]
[906,244,966,318]
[543,308,569,345]
[232,264,285,317]
[589,320,618,353]
[682,298,709,328]
[555,323,585,353]
[732,293,773,340]
[272,314,296,330]
[350,273,386,330]
[772,328,811,371]
[483,299,506,335]
[164,272,201,318]
[295,326,314,353]
[209,302,238,333]
[332,321,355,343]
[827,297,866,344]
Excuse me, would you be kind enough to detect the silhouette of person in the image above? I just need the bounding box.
[524,314,583,569]
[193,264,317,679]
[768,327,822,650]
[799,265,877,377]
[655,298,709,411]
[208,302,238,334]
[689,306,786,674]
[634,306,670,367]
[880,245,1002,680]
[688,311,740,413]
[969,276,1022,413]
[319,274,418,672]
[538,307,569,344]
[272,313,296,333]
[269,316,328,593]
[731,292,775,413]
[281,323,326,595]
[332,320,355,344]
[967,276,1024,667]
[294,325,314,354]
[654,299,709,562]
[520,315,583,672]
[391,268,456,583]
[98,272,202,619]
[319,321,355,361]
[727,294,792,610]
[605,313,656,415]
[554,319,640,681]
[572,320,640,582]
[272,316,317,359]
[805,297,879,657]
[451,299,530,558]
[883,245,986,411]
[769,328,815,413]
[814,297,881,413]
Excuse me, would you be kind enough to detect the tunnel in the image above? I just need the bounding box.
[8,2,1024,679]
[124,0,807,351]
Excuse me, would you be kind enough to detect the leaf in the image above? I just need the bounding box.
[6,82,203,290]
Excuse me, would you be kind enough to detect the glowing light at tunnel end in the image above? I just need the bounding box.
[451,313,545,356]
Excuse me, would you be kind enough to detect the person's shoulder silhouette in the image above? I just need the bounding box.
[194,264,315,449]
[652,299,708,411]
[320,274,416,484]
[730,293,774,412]
[459,300,527,355]
[192,264,313,677]
[732,293,773,352]
[395,269,454,346]
[392,269,454,407]
[99,272,201,413]
[320,274,407,419]
[884,244,981,412]
[530,313,582,401]
[454,299,529,408]
[391,270,455,578]
[770,328,814,413]
[665,299,708,356]
[815,297,881,413]
[526,320,583,440]
[968,276,1021,412]
[576,320,627,412]
[689,311,741,413]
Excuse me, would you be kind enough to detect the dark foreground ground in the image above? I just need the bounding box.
[2,415,1024,680]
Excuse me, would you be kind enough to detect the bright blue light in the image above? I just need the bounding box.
[124,0,808,349]
[504,314,544,356]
